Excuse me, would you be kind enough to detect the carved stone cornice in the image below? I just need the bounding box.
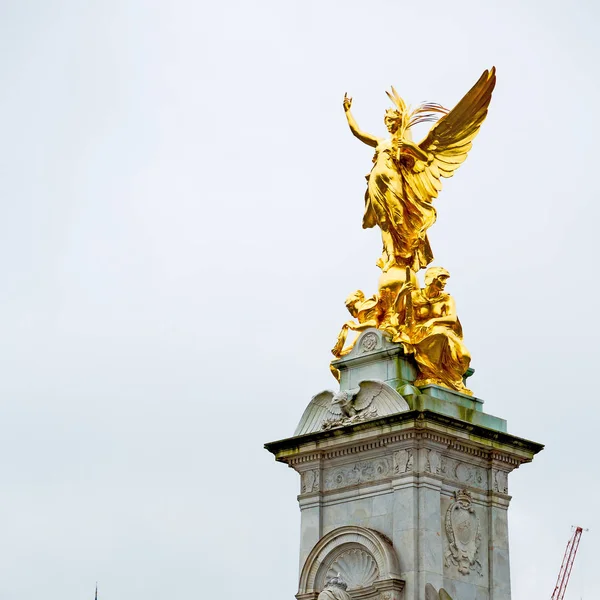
[266,410,543,474]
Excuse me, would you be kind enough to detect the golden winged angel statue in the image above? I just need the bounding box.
[343,67,496,272]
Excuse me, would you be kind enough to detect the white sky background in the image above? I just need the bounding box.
[0,1,598,598]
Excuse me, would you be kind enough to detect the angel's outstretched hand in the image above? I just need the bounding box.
[343,93,352,112]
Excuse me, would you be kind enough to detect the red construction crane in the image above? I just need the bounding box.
[551,526,585,600]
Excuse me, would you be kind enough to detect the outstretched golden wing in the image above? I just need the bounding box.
[402,67,496,203]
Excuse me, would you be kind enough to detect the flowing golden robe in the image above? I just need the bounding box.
[409,289,471,395]
[347,68,496,272]
[364,138,435,271]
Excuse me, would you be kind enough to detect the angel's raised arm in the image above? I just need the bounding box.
[343,93,381,148]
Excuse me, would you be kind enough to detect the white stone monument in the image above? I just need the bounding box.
[265,328,542,600]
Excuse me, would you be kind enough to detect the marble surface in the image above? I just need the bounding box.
[265,330,543,600]
[267,408,542,600]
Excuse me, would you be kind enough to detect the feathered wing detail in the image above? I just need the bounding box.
[322,392,344,418]
[353,380,385,412]
[354,380,410,413]
[401,67,496,206]
[295,381,410,435]
[294,390,336,436]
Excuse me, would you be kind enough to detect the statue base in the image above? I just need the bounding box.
[265,330,543,600]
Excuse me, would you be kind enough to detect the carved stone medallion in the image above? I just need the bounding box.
[444,489,482,576]
[360,332,379,353]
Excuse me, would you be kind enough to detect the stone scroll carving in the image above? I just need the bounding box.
[444,489,482,576]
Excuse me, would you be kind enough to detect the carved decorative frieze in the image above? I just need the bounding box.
[283,428,531,469]
[440,456,454,479]
[324,458,392,491]
[425,449,441,474]
[455,462,485,488]
[444,489,482,576]
[440,457,487,491]
[493,469,508,494]
[393,449,413,474]
[301,469,320,493]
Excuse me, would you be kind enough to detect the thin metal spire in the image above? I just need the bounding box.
[95,582,98,600]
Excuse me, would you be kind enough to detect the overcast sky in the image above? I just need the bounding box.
[0,1,599,599]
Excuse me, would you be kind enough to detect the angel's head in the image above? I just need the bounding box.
[385,86,408,135]
[344,290,365,316]
[384,109,403,134]
[385,84,449,137]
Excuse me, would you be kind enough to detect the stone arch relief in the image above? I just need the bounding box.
[297,526,405,600]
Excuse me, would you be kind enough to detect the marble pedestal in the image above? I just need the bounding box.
[265,329,543,600]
